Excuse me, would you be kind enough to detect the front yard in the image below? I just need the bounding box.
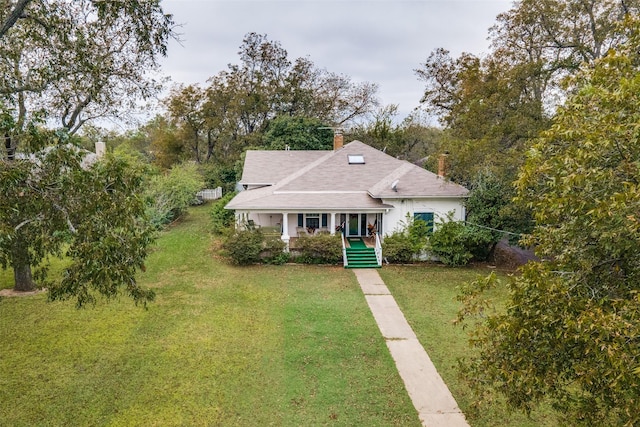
[0,206,559,426]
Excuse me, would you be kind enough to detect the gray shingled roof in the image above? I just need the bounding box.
[227,140,468,211]
[239,150,329,185]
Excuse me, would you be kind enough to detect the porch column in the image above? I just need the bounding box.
[281,212,290,251]
[330,212,336,235]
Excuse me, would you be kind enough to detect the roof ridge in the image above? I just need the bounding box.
[367,162,416,196]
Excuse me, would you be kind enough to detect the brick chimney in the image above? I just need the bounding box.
[333,132,343,151]
[437,152,449,178]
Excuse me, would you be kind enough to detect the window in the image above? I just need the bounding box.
[414,212,434,234]
[348,154,365,164]
[305,213,320,229]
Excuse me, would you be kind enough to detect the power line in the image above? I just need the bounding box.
[464,221,524,237]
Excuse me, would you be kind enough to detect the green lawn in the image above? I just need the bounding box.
[0,206,419,426]
[380,266,560,427]
[1,206,561,426]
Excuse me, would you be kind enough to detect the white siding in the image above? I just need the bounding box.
[381,198,466,236]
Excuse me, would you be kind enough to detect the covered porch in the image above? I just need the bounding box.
[234,210,384,243]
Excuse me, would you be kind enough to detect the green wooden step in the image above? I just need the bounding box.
[344,246,379,268]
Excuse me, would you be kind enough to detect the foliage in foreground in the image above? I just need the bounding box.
[0,141,155,306]
[458,20,640,426]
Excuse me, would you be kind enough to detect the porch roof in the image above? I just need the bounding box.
[226,187,393,211]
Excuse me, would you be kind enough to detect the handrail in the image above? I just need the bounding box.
[374,233,382,266]
[341,233,348,267]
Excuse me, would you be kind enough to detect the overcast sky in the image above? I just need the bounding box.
[158,0,514,122]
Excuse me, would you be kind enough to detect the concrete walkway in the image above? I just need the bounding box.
[353,269,469,427]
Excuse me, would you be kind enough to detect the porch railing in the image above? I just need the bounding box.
[341,233,348,267]
[374,233,382,266]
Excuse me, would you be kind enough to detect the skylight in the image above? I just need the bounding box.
[348,154,365,164]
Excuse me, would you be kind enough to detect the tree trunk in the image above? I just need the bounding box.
[13,262,35,292]
[12,237,36,292]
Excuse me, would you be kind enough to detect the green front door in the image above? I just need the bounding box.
[348,213,359,236]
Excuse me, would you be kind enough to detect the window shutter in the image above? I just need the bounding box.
[414,212,434,234]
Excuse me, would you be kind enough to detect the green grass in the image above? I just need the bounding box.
[1,207,563,426]
[379,266,560,427]
[0,206,419,426]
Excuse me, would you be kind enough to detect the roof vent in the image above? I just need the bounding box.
[391,180,399,192]
[348,154,365,164]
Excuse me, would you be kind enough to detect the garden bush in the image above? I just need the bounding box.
[294,234,341,264]
[261,236,289,265]
[381,232,415,264]
[222,229,263,265]
[428,219,473,266]
[145,162,204,229]
[428,211,499,266]
[210,191,237,234]
[382,215,429,263]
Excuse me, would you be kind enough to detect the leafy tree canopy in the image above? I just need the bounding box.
[160,33,380,167]
[0,134,155,306]
[1,0,175,140]
[263,116,333,150]
[458,18,640,426]
[0,1,175,304]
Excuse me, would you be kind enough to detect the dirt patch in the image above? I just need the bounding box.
[0,288,47,297]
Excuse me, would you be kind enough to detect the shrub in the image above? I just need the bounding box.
[461,225,496,261]
[381,232,415,264]
[428,211,499,266]
[295,234,341,264]
[408,217,430,250]
[381,215,428,263]
[428,226,468,266]
[145,162,204,228]
[222,229,263,265]
[428,219,473,266]
[261,236,289,265]
[210,191,237,234]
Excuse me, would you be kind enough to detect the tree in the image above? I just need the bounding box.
[164,84,207,163]
[0,1,174,303]
[490,0,639,104]
[263,116,333,150]
[350,107,444,164]
[416,49,549,186]
[162,32,380,165]
[0,137,155,306]
[465,169,534,246]
[458,19,640,425]
[1,0,175,143]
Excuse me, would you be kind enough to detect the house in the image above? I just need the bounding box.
[225,136,469,264]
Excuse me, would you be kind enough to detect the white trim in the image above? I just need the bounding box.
[273,190,368,194]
